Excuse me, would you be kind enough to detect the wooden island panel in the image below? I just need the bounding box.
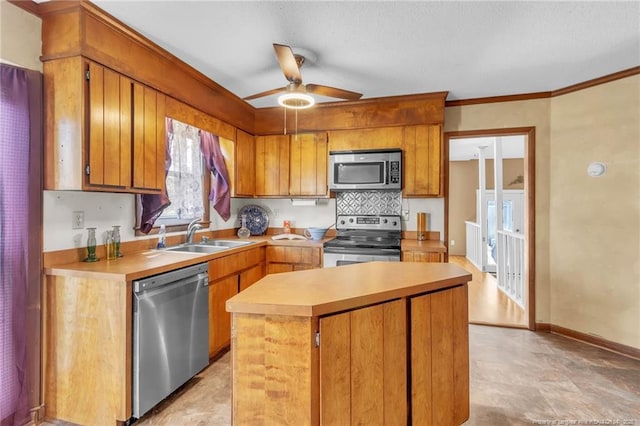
[227,262,471,426]
[232,314,319,425]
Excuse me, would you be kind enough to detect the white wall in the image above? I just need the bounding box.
[43,191,445,251]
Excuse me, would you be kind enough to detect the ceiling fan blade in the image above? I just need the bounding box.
[243,87,287,101]
[306,84,362,100]
[273,43,302,84]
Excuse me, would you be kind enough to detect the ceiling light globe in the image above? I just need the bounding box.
[278,93,315,109]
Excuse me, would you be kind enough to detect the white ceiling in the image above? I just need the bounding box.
[91,1,640,109]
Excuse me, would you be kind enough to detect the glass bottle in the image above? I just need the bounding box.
[106,230,116,260]
[237,214,250,239]
[112,225,122,257]
[84,227,99,262]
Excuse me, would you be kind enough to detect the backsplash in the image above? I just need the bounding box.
[336,191,402,215]
[43,191,444,251]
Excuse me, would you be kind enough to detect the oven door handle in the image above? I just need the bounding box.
[323,247,401,256]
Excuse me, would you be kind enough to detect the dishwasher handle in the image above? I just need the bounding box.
[133,263,209,293]
[133,272,208,316]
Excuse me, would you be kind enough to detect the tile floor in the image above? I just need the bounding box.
[42,325,640,425]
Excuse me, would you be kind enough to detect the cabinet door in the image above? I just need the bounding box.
[328,127,404,151]
[266,263,294,275]
[320,299,407,425]
[403,124,442,197]
[235,129,255,196]
[132,83,166,192]
[209,274,239,357]
[266,246,322,273]
[255,134,289,196]
[411,285,469,425]
[402,251,443,263]
[239,262,266,291]
[289,132,328,196]
[87,62,132,188]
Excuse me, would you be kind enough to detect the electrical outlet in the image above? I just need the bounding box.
[72,211,84,229]
[273,209,280,217]
[451,240,456,246]
[402,210,410,221]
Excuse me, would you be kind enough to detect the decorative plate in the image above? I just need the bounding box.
[238,204,269,236]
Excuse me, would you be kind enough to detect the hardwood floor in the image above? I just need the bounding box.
[449,255,527,328]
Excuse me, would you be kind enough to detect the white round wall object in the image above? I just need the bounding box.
[587,162,606,177]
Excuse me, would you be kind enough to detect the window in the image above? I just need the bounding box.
[135,117,210,235]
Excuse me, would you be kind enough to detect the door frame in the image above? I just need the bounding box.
[444,127,536,331]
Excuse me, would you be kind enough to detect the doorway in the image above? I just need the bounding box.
[444,128,535,330]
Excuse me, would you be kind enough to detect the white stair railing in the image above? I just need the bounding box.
[496,230,525,308]
[465,221,482,270]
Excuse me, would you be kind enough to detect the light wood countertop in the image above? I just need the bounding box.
[44,235,446,282]
[44,235,329,281]
[226,262,471,317]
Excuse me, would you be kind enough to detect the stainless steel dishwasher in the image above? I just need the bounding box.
[132,262,209,418]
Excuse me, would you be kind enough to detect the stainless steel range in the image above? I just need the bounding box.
[323,214,402,267]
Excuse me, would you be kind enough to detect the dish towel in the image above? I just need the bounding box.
[200,130,231,221]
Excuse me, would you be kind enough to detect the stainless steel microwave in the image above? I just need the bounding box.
[329,148,402,191]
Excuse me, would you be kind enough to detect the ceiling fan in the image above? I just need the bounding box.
[243,43,363,109]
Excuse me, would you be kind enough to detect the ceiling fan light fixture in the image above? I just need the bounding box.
[278,92,315,109]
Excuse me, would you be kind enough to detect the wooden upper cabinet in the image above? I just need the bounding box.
[289,132,328,197]
[132,82,166,192]
[88,62,165,193]
[234,129,255,197]
[403,124,442,197]
[328,127,404,152]
[87,62,132,188]
[44,58,165,194]
[255,134,290,196]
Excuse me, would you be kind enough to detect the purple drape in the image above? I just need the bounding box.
[0,64,40,426]
[200,131,231,221]
[138,117,173,233]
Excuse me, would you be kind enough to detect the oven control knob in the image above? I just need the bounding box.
[340,220,346,225]
[349,218,354,223]
[392,221,398,226]
[382,218,388,224]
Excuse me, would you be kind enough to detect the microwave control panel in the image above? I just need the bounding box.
[389,161,401,184]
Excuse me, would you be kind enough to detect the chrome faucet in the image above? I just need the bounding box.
[186,218,203,244]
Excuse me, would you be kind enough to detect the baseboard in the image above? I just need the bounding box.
[535,322,551,332]
[536,322,639,360]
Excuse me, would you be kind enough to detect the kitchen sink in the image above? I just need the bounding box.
[200,239,255,248]
[165,244,228,254]
[164,239,255,254]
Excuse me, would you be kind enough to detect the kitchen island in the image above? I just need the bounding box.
[226,261,472,425]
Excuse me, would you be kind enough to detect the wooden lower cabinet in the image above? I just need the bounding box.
[239,262,266,291]
[402,250,443,262]
[320,299,407,425]
[209,275,239,357]
[266,245,322,273]
[411,285,470,425]
[44,276,131,425]
[231,284,469,425]
[208,247,265,357]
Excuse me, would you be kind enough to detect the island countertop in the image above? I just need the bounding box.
[226,261,472,317]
